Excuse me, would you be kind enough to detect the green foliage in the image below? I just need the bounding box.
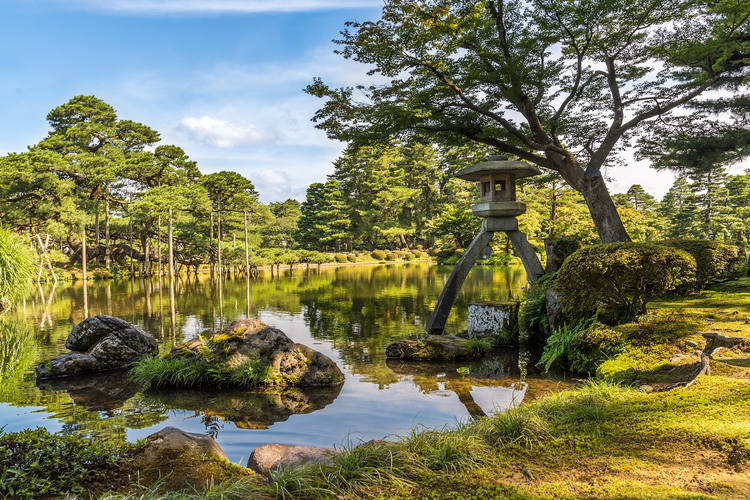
[464,336,494,356]
[0,228,34,308]
[538,318,622,375]
[518,273,555,346]
[334,253,348,263]
[666,239,747,288]
[370,249,386,260]
[0,427,134,498]
[131,355,277,390]
[556,243,697,324]
[0,319,36,397]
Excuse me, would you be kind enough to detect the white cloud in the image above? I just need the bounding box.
[179,115,277,147]
[74,0,380,14]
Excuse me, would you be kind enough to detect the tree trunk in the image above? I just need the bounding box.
[104,195,111,270]
[217,196,222,278]
[157,215,162,277]
[243,211,250,276]
[81,222,88,283]
[168,208,175,279]
[141,227,151,276]
[129,216,134,277]
[580,175,630,243]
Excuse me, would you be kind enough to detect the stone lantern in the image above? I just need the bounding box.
[427,155,544,334]
[455,155,540,219]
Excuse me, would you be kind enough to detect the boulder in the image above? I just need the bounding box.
[545,289,563,335]
[130,427,244,491]
[248,443,339,475]
[36,315,158,379]
[385,335,476,361]
[165,319,344,387]
[134,427,228,466]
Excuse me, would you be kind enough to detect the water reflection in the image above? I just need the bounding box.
[0,263,568,461]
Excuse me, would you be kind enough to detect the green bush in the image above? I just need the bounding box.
[385,252,397,261]
[477,253,511,266]
[0,428,135,498]
[0,228,34,309]
[538,319,623,375]
[555,242,696,324]
[91,267,113,280]
[665,239,747,288]
[518,273,555,346]
[346,253,357,263]
[334,253,348,263]
[371,249,387,260]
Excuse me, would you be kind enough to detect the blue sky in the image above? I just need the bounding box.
[2,0,743,202]
[0,0,384,202]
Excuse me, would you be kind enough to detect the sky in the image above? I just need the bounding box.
[0,0,743,203]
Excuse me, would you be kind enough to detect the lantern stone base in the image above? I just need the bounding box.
[471,201,526,218]
[482,217,518,232]
[467,302,518,342]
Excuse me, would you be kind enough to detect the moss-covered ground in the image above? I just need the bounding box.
[597,277,750,386]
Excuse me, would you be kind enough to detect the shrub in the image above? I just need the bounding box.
[334,253,348,263]
[477,253,511,266]
[538,318,623,375]
[92,267,113,280]
[0,228,34,309]
[518,273,555,346]
[385,252,397,261]
[555,242,696,324]
[346,254,357,263]
[665,239,747,288]
[0,428,135,498]
[371,249,386,261]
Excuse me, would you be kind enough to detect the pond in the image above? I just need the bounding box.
[0,263,571,463]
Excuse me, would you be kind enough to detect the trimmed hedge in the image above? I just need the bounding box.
[334,253,348,263]
[555,242,696,324]
[371,249,387,261]
[665,240,747,288]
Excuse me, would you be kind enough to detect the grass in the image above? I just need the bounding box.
[0,227,35,309]
[75,377,749,499]
[131,356,278,390]
[5,377,748,498]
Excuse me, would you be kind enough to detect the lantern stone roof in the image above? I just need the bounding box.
[455,155,541,181]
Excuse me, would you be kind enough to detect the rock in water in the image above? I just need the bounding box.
[36,315,158,379]
[164,318,344,388]
[248,443,339,475]
[386,335,476,361]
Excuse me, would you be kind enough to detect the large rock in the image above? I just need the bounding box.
[36,315,158,379]
[386,335,478,361]
[248,443,339,475]
[134,427,228,466]
[166,319,344,387]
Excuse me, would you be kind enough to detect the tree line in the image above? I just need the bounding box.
[2,94,749,282]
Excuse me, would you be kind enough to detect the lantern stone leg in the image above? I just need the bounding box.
[427,229,493,334]
[506,230,544,282]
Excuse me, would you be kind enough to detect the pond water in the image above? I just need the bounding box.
[0,263,571,463]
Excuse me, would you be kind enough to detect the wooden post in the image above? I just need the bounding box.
[36,233,57,283]
[157,215,162,278]
[217,196,222,278]
[129,215,135,277]
[81,222,88,318]
[168,208,175,279]
[243,210,250,277]
[104,194,111,270]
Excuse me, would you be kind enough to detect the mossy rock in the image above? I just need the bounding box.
[385,335,491,361]
[133,319,344,390]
